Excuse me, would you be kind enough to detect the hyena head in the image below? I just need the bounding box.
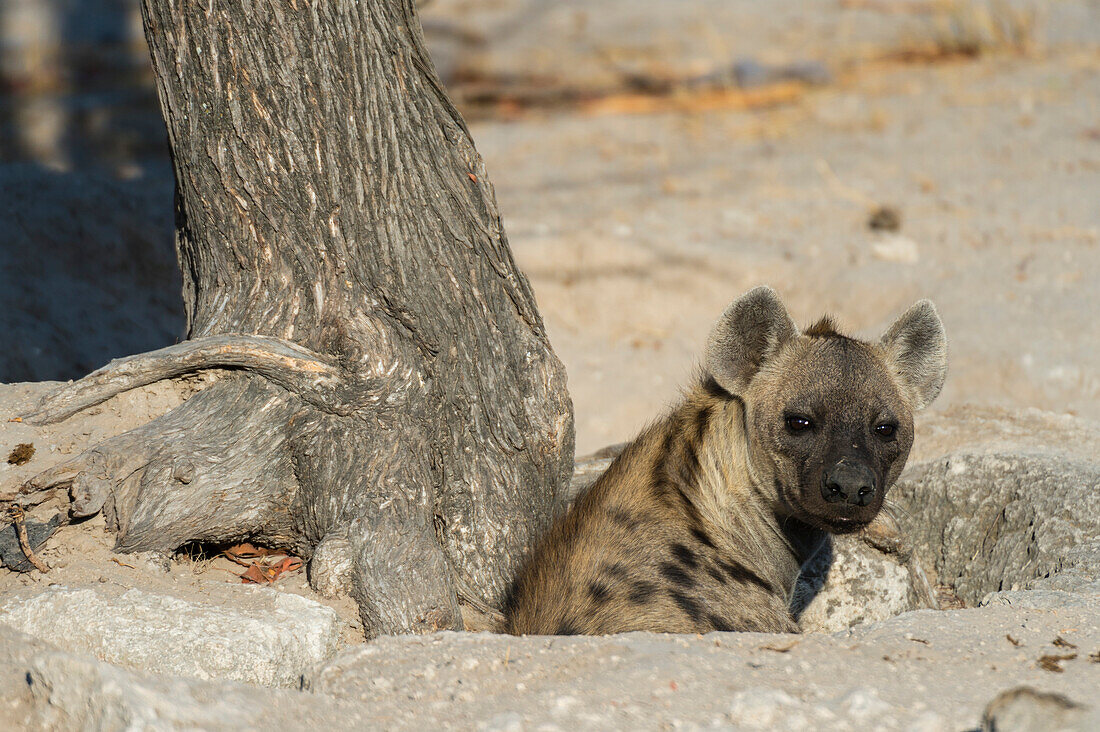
[705,286,947,533]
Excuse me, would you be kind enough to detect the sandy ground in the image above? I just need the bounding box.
[1,2,1099,728]
[2,4,1097,448]
[0,379,366,641]
[477,52,1100,453]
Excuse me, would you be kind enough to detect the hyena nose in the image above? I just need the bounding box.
[821,462,876,506]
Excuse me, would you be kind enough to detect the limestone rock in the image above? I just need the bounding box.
[0,624,371,731]
[0,584,346,687]
[894,414,1100,606]
[981,687,1094,732]
[308,603,1099,730]
[793,533,925,633]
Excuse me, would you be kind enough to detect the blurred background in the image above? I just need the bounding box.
[2,0,1098,452]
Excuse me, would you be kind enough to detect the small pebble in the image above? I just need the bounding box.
[868,206,902,232]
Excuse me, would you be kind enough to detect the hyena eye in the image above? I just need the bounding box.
[874,423,897,439]
[784,415,814,433]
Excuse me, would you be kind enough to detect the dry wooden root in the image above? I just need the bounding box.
[8,505,49,573]
[16,346,552,637]
[23,334,370,425]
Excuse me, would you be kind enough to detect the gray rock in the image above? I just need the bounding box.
[0,583,346,687]
[980,687,1092,732]
[307,603,1098,731]
[894,450,1100,606]
[0,628,373,731]
[5,598,1097,731]
[980,590,1100,610]
[793,533,925,633]
[24,652,378,732]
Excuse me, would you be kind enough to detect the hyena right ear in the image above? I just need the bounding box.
[706,286,798,396]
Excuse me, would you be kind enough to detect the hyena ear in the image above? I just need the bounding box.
[879,300,947,411]
[706,286,798,396]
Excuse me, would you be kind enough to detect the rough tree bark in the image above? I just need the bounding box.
[17,0,573,636]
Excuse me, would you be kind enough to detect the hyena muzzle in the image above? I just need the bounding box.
[504,286,947,635]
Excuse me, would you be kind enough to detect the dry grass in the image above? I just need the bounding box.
[579,82,809,118]
[894,0,1041,61]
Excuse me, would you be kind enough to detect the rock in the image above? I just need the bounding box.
[0,625,54,730]
[24,652,373,731]
[4,600,1097,731]
[726,687,817,728]
[980,590,1100,610]
[893,408,1100,609]
[309,533,356,599]
[980,687,1091,732]
[870,234,919,263]
[0,584,346,687]
[307,602,1099,730]
[894,449,1100,606]
[793,532,926,633]
[0,630,374,731]
[867,205,902,232]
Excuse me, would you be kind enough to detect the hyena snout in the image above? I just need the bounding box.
[820,460,877,507]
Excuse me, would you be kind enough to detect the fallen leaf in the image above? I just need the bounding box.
[237,554,302,583]
[223,543,284,566]
[760,640,799,653]
[239,564,273,584]
[1037,653,1076,673]
[272,556,303,576]
[225,542,280,559]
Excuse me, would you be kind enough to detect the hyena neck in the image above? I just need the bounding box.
[663,383,824,597]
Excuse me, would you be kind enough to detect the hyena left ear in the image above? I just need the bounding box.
[879,300,947,410]
[706,286,798,396]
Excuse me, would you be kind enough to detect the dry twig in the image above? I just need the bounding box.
[8,505,49,573]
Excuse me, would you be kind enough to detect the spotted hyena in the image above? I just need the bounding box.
[504,286,947,635]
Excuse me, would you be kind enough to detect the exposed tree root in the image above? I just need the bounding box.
[17,370,468,636]
[8,505,50,573]
[22,335,364,425]
[21,378,300,551]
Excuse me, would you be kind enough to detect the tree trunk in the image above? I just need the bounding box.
[19,0,573,637]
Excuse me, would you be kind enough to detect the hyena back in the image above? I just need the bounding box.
[504,286,947,635]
